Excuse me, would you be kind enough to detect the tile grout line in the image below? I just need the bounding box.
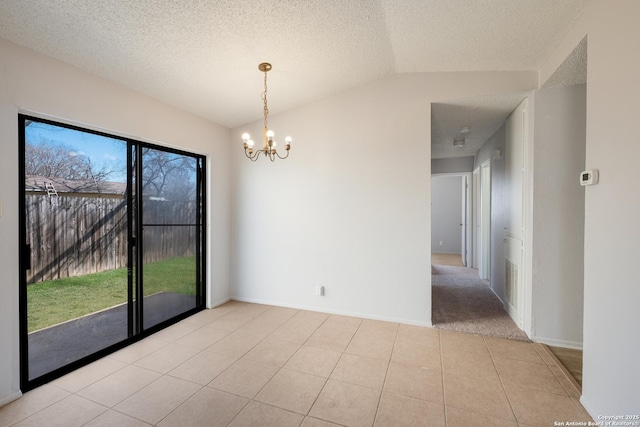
[7,305,244,427]
[54,360,143,427]
[487,339,576,398]
[438,328,449,427]
[137,304,254,426]
[225,307,334,426]
[483,334,521,425]
[12,303,592,426]
[535,344,589,416]
[536,344,582,396]
[371,323,398,426]
[278,308,334,419]
[135,303,260,426]
[303,315,363,424]
[64,394,109,427]
[205,303,274,427]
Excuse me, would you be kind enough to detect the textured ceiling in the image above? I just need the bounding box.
[382,0,585,73]
[0,0,587,130]
[542,36,587,89]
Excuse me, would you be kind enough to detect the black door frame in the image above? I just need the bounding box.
[18,114,206,392]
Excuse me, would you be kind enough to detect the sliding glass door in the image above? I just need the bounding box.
[21,118,130,382]
[139,147,204,329]
[19,115,206,390]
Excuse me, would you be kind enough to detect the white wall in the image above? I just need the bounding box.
[0,38,232,404]
[532,84,586,348]
[431,156,474,174]
[539,0,640,415]
[431,176,463,254]
[231,71,537,326]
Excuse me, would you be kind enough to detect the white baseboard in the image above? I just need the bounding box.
[208,297,231,309]
[490,287,504,304]
[504,302,522,329]
[0,391,22,407]
[230,296,432,328]
[579,395,597,422]
[532,336,583,350]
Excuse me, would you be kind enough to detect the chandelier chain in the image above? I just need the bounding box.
[262,71,269,131]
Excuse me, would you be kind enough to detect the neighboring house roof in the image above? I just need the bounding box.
[25,175,127,195]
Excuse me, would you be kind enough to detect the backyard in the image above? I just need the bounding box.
[27,256,197,333]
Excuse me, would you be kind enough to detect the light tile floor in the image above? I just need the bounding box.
[0,301,593,426]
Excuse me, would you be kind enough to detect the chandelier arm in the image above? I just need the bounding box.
[245,149,261,161]
[275,151,290,160]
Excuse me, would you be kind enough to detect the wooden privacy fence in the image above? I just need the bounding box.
[26,193,198,285]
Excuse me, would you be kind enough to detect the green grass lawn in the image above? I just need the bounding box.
[27,256,197,333]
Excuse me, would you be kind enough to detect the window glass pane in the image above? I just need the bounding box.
[141,147,200,329]
[24,119,128,380]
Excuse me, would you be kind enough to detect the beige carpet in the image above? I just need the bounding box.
[431,264,530,341]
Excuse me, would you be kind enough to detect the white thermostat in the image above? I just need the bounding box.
[580,169,599,186]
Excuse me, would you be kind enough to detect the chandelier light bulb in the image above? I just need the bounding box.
[247,139,254,148]
[266,130,275,139]
[242,133,250,141]
[285,136,292,144]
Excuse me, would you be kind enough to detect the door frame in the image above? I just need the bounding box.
[431,172,472,267]
[472,168,480,269]
[478,160,491,281]
[18,113,207,391]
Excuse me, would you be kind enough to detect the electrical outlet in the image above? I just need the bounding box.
[439,241,443,246]
[315,286,324,296]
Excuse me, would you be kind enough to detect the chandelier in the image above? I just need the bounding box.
[242,63,292,162]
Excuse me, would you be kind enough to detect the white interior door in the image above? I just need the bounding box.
[504,98,527,327]
[480,161,491,280]
[506,100,526,240]
[472,168,480,269]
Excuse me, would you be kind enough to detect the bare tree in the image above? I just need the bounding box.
[141,149,197,200]
[23,122,195,196]
[25,142,118,182]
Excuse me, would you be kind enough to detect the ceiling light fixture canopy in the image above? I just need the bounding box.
[242,63,292,162]
[453,137,465,147]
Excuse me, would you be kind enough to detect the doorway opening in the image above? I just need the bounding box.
[431,173,471,268]
[430,95,529,341]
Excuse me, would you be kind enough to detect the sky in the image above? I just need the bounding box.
[25,120,128,182]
